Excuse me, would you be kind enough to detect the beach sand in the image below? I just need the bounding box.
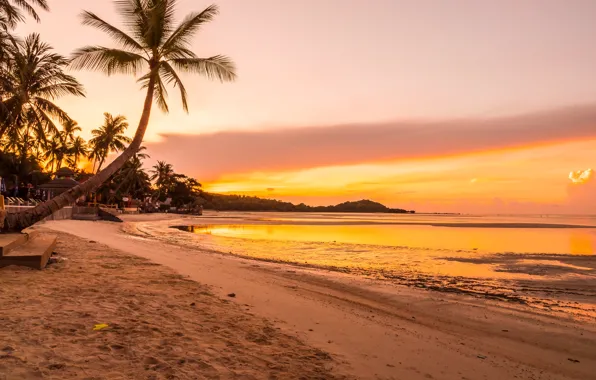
[1,215,595,379]
[0,231,341,379]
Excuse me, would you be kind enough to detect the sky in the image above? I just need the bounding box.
[15,0,596,213]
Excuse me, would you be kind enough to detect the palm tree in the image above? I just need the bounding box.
[89,112,131,173]
[42,137,65,173]
[0,34,85,140]
[111,147,152,200]
[150,160,174,199]
[61,119,81,143]
[4,0,235,231]
[67,136,89,170]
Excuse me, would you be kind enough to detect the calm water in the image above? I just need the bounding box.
[164,212,596,316]
[171,212,596,276]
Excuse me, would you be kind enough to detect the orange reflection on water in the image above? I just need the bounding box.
[193,224,596,255]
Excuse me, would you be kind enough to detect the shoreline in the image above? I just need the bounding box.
[140,217,596,320]
[34,215,596,379]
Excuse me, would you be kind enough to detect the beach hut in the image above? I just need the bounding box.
[39,167,79,200]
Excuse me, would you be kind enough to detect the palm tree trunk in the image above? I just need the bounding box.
[2,73,157,231]
[96,157,105,173]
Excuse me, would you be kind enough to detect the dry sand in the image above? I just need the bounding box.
[1,215,595,379]
[0,231,341,380]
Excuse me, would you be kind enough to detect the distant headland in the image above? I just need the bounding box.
[199,194,415,214]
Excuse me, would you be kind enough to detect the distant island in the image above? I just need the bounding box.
[198,194,415,214]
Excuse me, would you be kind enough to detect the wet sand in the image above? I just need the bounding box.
[31,215,596,380]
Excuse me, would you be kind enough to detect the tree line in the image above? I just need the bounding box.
[199,195,414,213]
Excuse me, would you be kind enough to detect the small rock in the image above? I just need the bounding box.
[386,364,395,368]
[568,358,580,363]
[308,329,313,332]
[2,346,14,353]
[327,340,332,344]
[477,355,487,359]
[227,293,236,298]
[190,302,196,307]
[502,329,509,332]
[89,240,97,244]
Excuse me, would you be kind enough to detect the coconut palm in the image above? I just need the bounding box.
[0,34,85,140]
[67,136,89,170]
[89,112,131,172]
[111,147,152,200]
[150,160,174,198]
[61,119,81,143]
[4,0,235,231]
[42,137,66,173]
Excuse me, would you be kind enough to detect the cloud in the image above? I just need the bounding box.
[569,168,594,184]
[567,168,596,212]
[146,104,596,180]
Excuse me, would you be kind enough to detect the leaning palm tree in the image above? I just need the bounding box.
[3,0,235,230]
[0,34,85,140]
[89,113,131,172]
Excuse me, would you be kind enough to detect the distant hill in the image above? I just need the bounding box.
[198,194,414,213]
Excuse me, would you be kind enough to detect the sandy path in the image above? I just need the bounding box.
[42,219,596,380]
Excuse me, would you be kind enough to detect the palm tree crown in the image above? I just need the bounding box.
[67,136,89,169]
[150,160,174,197]
[61,119,82,143]
[0,33,85,140]
[70,0,236,113]
[89,112,132,172]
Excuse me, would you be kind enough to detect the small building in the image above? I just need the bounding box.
[39,167,79,200]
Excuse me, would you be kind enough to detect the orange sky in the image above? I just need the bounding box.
[14,0,596,213]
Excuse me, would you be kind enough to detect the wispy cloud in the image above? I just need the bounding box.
[146,104,596,180]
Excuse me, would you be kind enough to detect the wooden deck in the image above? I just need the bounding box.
[0,232,57,270]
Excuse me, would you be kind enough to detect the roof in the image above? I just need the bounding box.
[55,167,75,177]
[39,178,79,189]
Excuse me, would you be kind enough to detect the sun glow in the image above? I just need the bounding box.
[203,139,596,212]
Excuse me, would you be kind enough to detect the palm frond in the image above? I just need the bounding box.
[35,74,86,99]
[32,97,71,124]
[161,61,187,112]
[145,0,177,48]
[161,4,218,55]
[81,11,145,54]
[0,0,48,27]
[169,55,236,82]
[70,46,147,75]
[114,0,150,44]
[153,73,169,113]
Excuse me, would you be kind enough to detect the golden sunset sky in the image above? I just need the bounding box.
[16,0,596,213]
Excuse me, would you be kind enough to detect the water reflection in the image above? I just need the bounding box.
[175,224,596,255]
